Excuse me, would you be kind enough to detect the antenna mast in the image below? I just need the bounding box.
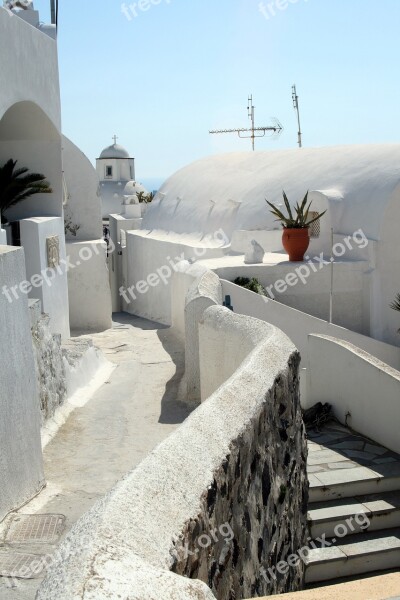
[247,95,256,151]
[209,95,283,151]
[292,84,302,148]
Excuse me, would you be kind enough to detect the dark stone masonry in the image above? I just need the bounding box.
[172,352,309,599]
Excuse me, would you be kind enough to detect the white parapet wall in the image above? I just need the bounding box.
[222,280,400,372]
[200,255,367,333]
[37,307,308,600]
[0,246,44,522]
[183,267,222,405]
[307,335,400,454]
[108,214,142,313]
[66,240,112,332]
[123,230,228,325]
[20,216,70,339]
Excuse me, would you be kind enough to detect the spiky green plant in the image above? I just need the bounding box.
[137,191,155,204]
[0,159,52,224]
[266,190,326,229]
[234,277,266,296]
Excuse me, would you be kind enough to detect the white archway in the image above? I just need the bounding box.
[0,100,62,222]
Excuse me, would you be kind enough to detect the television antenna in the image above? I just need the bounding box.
[209,95,283,151]
[292,84,302,148]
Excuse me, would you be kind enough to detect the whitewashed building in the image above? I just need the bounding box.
[114,145,400,347]
[96,139,148,218]
[0,2,111,521]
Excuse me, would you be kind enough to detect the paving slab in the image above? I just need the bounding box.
[308,450,349,466]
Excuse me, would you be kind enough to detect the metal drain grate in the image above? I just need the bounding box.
[0,552,46,579]
[6,514,65,545]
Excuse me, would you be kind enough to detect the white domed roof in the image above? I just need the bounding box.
[142,144,400,240]
[99,143,131,159]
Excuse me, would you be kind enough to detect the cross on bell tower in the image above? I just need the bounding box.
[112,135,118,145]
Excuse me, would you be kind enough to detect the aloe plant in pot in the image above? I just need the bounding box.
[266,191,326,261]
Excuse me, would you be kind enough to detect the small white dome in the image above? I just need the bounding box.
[99,143,131,159]
[123,181,148,196]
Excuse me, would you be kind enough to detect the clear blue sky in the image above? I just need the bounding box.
[34,0,400,180]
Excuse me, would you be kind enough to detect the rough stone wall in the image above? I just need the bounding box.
[31,313,67,424]
[172,351,307,599]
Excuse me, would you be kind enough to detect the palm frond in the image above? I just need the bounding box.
[390,293,400,312]
[0,159,52,222]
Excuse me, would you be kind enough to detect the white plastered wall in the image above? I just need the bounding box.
[20,217,70,339]
[66,240,112,332]
[0,246,44,521]
[124,231,227,325]
[374,183,400,346]
[307,335,400,454]
[62,135,112,331]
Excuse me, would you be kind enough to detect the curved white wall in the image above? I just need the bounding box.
[221,280,400,372]
[62,135,103,241]
[184,267,222,404]
[0,102,63,221]
[307,335,400,454]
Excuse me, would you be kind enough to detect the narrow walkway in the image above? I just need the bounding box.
[0,314,191,599]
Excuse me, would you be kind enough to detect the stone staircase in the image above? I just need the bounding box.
[305,423,400,585]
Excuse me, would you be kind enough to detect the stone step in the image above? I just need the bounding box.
[308,491,400,538]
[308,463,400,502]
[305,527,400,584]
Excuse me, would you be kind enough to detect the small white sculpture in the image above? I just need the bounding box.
[244,240,265,264]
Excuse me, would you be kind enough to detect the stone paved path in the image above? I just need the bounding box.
[0,314,190,600]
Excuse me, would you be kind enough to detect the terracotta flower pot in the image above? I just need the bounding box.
[282,228,310,262]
